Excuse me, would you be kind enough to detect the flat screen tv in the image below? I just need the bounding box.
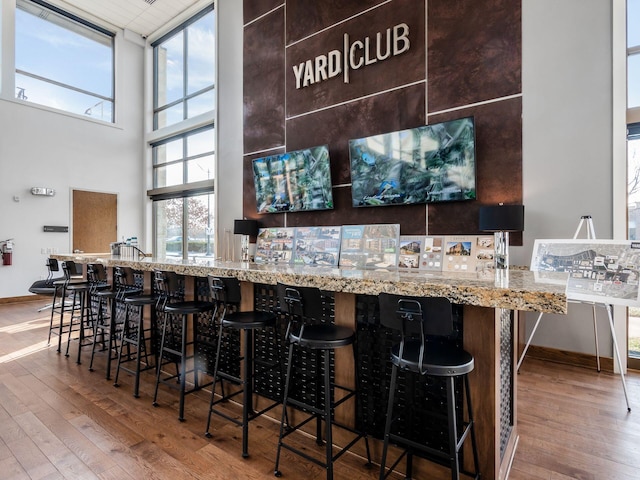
[349,117,476,207]
[253,145,334,214]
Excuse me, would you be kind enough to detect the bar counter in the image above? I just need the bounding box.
[53,254,567,479]
[55,254,567,313]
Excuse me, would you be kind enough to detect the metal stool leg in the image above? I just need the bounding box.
[113,304,131,389]
[323,350,333,480]
[205,321,225,437]
[274,341,295,477]
[446,376,460,480]
[152,315,169,407]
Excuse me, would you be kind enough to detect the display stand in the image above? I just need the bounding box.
[518,215,631,412]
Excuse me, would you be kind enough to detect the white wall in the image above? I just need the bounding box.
[521,0,617,356]
[216,0,244,260]
[0,26,145,297]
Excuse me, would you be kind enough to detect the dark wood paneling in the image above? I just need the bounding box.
[427,97,523,244]
[243,0,523,243]
[243,9,286,154]
[285,0,383,44]
[286,83,426,186]
[286,0,425,117]
[243,0,283,24]
[428,0,521,112]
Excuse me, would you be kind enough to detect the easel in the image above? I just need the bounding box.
[518,215,631,412]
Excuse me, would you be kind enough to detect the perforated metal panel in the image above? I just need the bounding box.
[195,276,240,379]
[499,308,514,458]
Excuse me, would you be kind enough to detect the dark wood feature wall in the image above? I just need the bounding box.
[243,0,522,241]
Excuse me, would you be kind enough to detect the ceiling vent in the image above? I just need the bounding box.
[144,0,157,4]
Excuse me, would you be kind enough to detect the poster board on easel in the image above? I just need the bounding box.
[530,239,640,307]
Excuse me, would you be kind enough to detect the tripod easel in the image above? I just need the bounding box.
[518,215,631,411]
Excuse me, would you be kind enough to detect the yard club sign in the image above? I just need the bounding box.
[292,23,411,89]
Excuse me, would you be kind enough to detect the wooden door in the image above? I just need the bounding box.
[72,190,117,253]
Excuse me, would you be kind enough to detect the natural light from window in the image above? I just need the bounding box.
[629,0,640,108]
[154,10,215,130]
[15,0,114,122]
[151,5,216,261]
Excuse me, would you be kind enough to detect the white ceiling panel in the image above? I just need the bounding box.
[50,0,204,38]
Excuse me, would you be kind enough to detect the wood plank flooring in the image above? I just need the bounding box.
[1,298,639,480]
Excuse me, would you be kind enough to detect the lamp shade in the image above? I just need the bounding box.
[234,219,258,236]
[479,204,524,232]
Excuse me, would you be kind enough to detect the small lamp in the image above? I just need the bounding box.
[234,219,258,262]
[479,204,524,270]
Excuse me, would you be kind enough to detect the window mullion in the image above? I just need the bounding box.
[183,27,189,122]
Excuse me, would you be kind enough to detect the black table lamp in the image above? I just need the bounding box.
[234,219,258,262]
[479,204,524,270]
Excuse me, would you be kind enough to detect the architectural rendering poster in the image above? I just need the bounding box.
[531,239,640,306]
[292,226,342,265]
[442,235,494,272]
[398,236,423,269]
[339,224,399,268]
[254,228,295,264]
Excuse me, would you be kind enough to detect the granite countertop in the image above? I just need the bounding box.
[53,254,568,314]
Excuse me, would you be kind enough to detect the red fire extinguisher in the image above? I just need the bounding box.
[1,239,13,266]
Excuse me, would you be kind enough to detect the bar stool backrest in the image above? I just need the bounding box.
[153,270,184,309]
[62,260,78,280]
[87,263,107,284]
[113,266,137,297]
[114,266,132,288]
[47,258,60,278]
[208,276,241,308]
[276,283,324,319]
[378,293,454,338]
[208,275,242,318]
[277,283,326,340]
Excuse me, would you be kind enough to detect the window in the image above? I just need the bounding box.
[153,125,215,188]
[154,194,215,261]
[627,1,640,367]
[14,0,114,122]
[153,5,215,130]
[629,0,640,109]
[150,5,216,260]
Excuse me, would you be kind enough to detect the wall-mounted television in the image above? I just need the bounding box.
[349,117,476,207]
[252,145,334,213]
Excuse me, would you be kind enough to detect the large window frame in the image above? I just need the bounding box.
[14,0,115,122]
[152,3,215,131]
[627,0,640,369]
[148,3,216,260]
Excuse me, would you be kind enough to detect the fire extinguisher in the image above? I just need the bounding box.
[1,239,13,266]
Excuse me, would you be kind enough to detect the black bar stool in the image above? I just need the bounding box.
[30,258,65,313]
[113,267,158,397]
[48,259,84,352]
[152,270,215,421]
[377,293,480,480]
[274,283,371,480]
[61,261,94,364]
[86,263,119,379]
[205,275,282,458]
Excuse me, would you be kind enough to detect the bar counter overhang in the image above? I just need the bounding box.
[53,254,568,480]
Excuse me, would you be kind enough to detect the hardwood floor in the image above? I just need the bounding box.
[1,298,639,480]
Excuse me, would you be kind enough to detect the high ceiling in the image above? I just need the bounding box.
[50,0,204,38]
